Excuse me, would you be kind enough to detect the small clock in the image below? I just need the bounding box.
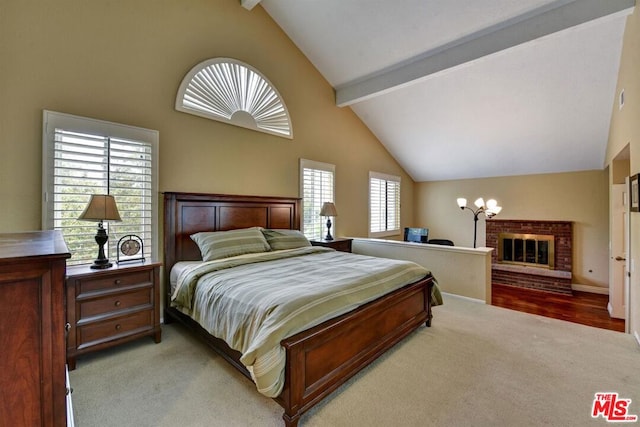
[117,234,145,264]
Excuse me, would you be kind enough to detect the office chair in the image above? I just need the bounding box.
[428,239,454,246]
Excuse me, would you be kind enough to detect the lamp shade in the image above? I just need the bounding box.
[456,198,467,208]
[319,202,338,217]
[78,195,122,222]
[492,206,503,215]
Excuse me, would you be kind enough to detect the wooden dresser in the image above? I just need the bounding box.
[0,230,71,426]
[65,261,161,370]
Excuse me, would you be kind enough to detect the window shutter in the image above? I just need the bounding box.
[106,137,154,261]
[369,172,401,236]
[51,129,111,264]
[176,58,292,139]
[370,177,385,233]
[300,159,335,239]
[387,180,400,231]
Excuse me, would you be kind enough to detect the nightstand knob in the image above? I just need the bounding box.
[114,279,121,285]
[115,324,121,331]
[115,300,121,307]
[65,322,71,332]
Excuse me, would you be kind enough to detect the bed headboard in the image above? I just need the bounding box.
[163,192,301,274]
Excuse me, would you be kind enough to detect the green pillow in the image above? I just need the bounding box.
[191,227,271,261]
[261,229,311,251]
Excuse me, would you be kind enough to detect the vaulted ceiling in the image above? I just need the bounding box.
[243,0,635,182]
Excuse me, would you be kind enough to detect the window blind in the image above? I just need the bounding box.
[300,159,335,239]
[43,111,158,266]
[369,172,400,236]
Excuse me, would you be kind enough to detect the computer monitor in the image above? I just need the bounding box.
[404,227,429,243]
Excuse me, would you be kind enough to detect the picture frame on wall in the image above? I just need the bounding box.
[631,174,639,212]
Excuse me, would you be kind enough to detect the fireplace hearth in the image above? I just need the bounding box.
[487,220,572,294]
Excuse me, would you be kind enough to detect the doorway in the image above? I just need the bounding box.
[610,145,630,331]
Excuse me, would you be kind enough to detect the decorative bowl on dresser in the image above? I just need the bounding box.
[65,261,162,370]
[0,230,71,426]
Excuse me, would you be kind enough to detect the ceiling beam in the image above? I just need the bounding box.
[241,0,262,11]
[336,0,635,107]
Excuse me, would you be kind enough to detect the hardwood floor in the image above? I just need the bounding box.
[491,283,625,333]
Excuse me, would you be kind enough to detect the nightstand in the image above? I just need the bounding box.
[65,261,162,370]
[310,238,353,253]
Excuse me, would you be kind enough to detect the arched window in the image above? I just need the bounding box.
[176,58,292,139]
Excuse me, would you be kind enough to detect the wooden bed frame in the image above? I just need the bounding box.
[163,192,434,426]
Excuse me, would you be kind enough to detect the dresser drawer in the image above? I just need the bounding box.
[78,309,153,348]
[76,269,153,295]
[78,287,153,320]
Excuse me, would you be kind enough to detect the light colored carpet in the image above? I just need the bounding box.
[70,294,640,426]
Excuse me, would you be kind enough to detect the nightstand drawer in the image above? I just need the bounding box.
[77,269,153,295]
[78,287,153,320]
[78,309,153,348]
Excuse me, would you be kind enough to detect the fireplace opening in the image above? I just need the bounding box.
[498,233,554,269]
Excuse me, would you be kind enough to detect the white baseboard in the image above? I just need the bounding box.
[441,291,485,304]
[634,331,640,347]
[608,302,613,317]
[571,284,609,295]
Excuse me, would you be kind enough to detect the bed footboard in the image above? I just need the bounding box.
[276,274,434,427]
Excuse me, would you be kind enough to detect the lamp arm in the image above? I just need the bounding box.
[461,205,486,218]
[459,198,500,248]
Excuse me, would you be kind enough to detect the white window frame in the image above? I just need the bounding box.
[300,158,335,240]
[42,110,159,265]
[369,171,401,238]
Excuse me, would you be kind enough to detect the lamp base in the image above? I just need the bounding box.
[91,222,112,269]
[324,217,333,241]
[90,260,113,269]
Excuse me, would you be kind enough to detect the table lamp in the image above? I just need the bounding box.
[319,202,338,241]
[78,194,122,269]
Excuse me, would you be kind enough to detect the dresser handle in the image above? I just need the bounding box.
[115,300,121,307]
[115,324,121,331]
[65,322,71,332]
[115,279,121,285]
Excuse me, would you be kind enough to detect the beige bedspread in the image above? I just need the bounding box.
[171,246,434,397]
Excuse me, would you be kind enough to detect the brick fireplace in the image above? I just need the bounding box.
[486,219,573,294]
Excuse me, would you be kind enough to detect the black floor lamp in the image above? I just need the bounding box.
[457,197,502,248]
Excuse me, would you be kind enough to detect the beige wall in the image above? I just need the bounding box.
[606,9,640,337]
[414,170,610,289]
[0,0,414,237]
